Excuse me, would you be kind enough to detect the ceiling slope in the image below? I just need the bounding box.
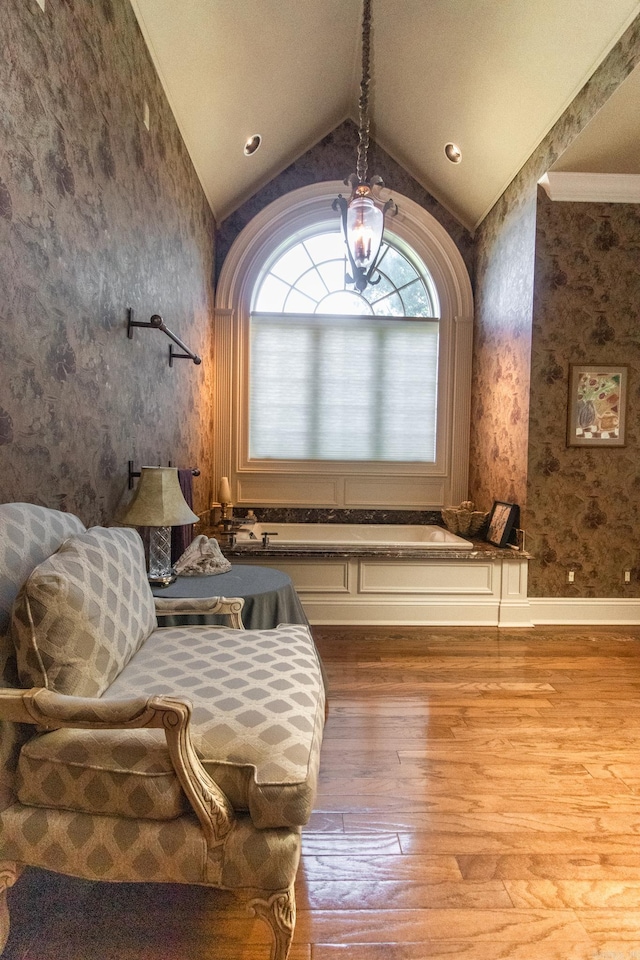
[129,0,640,229]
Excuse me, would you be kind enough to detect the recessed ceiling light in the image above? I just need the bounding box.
[244,134,262,157]
[444,142,462,164]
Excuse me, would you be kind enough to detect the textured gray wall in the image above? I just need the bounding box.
[0,0,217,525]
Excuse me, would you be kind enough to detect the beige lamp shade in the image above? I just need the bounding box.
[218,476,232,503]
[120,466,199,527]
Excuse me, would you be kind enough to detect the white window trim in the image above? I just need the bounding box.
[214,180,473,510]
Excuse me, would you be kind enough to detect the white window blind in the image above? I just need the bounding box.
[250,313,439,462]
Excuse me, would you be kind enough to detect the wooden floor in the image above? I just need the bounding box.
[6,624,640,959]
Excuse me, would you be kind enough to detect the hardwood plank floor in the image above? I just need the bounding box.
[5,624,640,959]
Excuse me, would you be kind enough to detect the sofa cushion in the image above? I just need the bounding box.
[17,728,188,820]
[0,503,86,654]
[12,526,156,697]
[17,622,325,829]
[0,503,88,803]
[0,802,301,889]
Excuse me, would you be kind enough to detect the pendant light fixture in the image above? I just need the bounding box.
[333,0,397,293]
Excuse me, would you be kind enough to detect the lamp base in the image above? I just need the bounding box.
[148,526,175,587]
[148,572,177,588]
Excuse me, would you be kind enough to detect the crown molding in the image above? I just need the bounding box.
[539,171,640,203]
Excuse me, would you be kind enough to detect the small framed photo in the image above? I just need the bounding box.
[567,364,628,447]
[485,501,519,548]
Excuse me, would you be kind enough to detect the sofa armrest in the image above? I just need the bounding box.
[0,688,234,845]
[154,595,245,629]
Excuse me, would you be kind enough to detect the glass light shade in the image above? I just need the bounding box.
[346,194,384,271]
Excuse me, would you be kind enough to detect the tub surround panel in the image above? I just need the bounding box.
[0,0,216,524]
[527,191,640,598]
[235,553,531,627]
[266,561,351,595]
[358,562,493,595]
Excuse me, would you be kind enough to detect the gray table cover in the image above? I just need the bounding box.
[152,564,309,629]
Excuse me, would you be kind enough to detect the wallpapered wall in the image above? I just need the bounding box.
[469,15,640,593]
[215,118,475,283]
[468,193,536,513]
[0,0,216,526]
[527,192,640,598]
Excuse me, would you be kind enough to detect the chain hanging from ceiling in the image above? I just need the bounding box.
[332,0,397,294]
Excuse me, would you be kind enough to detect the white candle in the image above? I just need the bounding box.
[218,476,232,504]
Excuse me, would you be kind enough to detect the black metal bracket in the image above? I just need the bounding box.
[170,344,194,366]
[128,461,141,489]
[127,308,202,366]
[128,460,201,490]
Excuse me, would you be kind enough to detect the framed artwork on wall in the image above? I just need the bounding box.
[485,501,519,548]
[567,364,627,447]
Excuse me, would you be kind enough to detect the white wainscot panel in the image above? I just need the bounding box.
[359,561,494,595]
[498,558,533,627]
[233,555,532,626]
[237,476,339,505]
[344,477,445,508]
[246,559,351,594]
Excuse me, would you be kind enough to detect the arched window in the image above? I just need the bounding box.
[214,182,473,510]
[251,231,440,462]
[254,231,438,317]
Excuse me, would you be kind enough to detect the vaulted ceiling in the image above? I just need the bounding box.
[129,0,640,231]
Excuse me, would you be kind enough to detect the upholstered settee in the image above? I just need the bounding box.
[0,503,325,959]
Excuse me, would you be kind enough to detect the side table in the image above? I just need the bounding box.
[152,563,309,629]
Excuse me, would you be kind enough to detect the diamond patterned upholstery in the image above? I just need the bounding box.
[12,526,156,697]
[0,503,323,958]
[17,622,325,828]
[0,504,86,803]
[17,728,188,820]
[0,803,301,889]
[0,504,86,687]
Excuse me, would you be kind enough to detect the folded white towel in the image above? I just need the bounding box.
[174,535,232,576]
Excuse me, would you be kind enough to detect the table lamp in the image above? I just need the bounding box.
[120,466,199,586]
[218,476,232,520]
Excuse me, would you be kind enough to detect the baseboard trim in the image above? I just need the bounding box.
[529,597,640,625]
[305,597,640,628]
[303,597,503,626]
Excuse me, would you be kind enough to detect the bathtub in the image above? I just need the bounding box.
[231,521,531,627]
[238,522,473,550]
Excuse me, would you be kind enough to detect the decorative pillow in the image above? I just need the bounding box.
[11,526,157,697]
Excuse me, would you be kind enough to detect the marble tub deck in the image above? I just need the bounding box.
[210,534,530,564]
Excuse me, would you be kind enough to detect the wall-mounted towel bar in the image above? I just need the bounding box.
[127,308,202,366]
[128,461,200,490]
